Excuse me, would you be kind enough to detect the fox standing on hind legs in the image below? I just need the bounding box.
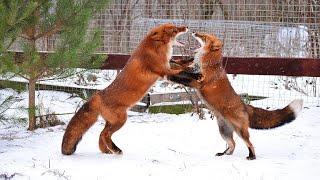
[169,32,303,160]
[61,24,189,155]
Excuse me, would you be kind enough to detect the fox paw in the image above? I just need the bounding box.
[111,143,123,155]
[196,74,204,82]
[215,152,225,156]
[246,155,256,160]
[114,149,123,155]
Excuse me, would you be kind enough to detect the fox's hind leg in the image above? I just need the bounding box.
[235,125,256,160]
[216,117,235,156]
[230,112,256,160]
[99,108,127,154]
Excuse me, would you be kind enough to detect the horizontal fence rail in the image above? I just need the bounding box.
[13,52,320,77]
[102,54,320,77]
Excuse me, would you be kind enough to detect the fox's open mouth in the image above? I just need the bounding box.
[191,40,201,51]
[173,27,189,47]
[191,32,204,51]
[174,40,185,46]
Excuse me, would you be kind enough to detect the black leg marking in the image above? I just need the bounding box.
[111,141,122,154]
[178,71,202,80]
[183,56,194,62]
[246,147,256,160]
[168,75,193,87]
[216,148,230,156]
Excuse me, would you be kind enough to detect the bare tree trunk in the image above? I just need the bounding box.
[307,0,320,58]
[24,6,39,131]
[28,78,37,131]
[309,29,320,58]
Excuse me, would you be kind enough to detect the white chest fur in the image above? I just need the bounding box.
[167,41,173,61]
[165,41,174,69]
[193,47,204,72]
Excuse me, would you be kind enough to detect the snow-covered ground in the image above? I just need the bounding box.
[1,70,320,179]
[0,87,320,179]
[1,108,320,179]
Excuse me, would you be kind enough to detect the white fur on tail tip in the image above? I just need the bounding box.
[289,99,303,116]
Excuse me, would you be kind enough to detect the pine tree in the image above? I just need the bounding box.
[0,0,109,130]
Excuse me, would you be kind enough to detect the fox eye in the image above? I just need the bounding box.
[173,28,178,33]
[164,28,174,34]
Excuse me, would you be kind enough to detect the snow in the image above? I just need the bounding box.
[1,88,320,179]
[1,69,320,179]
[2,71,319,108]
[276,26,309,57]
[228,74,320,108]
[0,69,118,90]
[0,89,83,121]
[2,66,320,110]
[151,101,198,106]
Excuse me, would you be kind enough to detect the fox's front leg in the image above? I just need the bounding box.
[164,68,184,76]
[169,56,194,70]
[168,71,203,88]
[150,62,185,77]
[197,74,205,82]
[165,60,193,76]
[169,76,202,88]
[187,78,202,88]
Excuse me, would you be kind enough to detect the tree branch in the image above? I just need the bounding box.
[18,35,32,40]
[35,112,75,118]
[15,72,29,80]
[34,21,62,39]
[35,0,95,40]
[5,37,17,51]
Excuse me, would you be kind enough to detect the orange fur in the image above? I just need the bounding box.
[61,24,188,155]
[169,32,303,160]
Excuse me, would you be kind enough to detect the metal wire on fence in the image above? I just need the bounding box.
[92,0,319,58]
[93,0,320,108]
[6,0,320,109]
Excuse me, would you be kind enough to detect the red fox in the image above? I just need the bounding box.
[168,32,303,160]
[61,24,189,155]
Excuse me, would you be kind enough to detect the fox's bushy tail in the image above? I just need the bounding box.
[61,94,101,155]
[247,99,303,129]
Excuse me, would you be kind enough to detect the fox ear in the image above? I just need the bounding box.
[150,31,161,41]
[211,40,223,51]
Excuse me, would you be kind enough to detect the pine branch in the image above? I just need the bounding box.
[35,112,75,118]
[34,20,62,40]
[34,0,99,40]
[18,35,32,40]
[39,68,88,81]
[33,67,47,80]
[15,72,29,80]
[5,37,18,50]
